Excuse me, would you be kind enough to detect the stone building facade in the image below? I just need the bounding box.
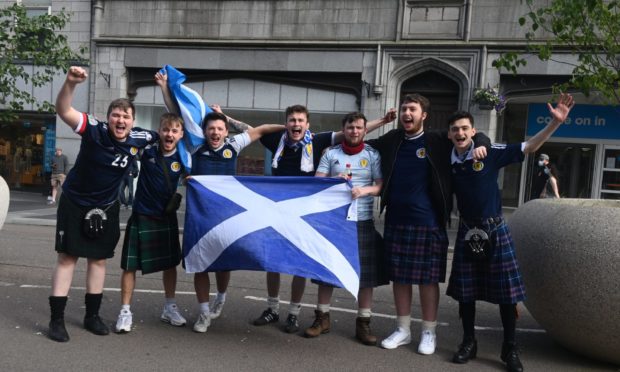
[3,1,619,204]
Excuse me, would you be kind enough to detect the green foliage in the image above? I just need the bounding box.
[0,4,87,122]
[492,0,620,104]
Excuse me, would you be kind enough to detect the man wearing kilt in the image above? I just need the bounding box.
[446,94,574,372]
[304,112,388,345]
[115,112,187,333]
[366,94,490,355]
[48,67,158,342]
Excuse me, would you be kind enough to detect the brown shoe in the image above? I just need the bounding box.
[304,310,330,338]
[355,316,377,346]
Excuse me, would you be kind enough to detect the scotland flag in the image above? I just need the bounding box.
[183,176,361,297]
[159,65,212,172]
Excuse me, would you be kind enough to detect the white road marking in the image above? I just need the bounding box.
[16,284,545,334]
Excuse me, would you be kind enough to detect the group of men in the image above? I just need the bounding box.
[46,66,574,372]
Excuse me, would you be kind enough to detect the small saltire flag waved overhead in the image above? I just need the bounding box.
[183,176,360,298]
[159,65,212,173]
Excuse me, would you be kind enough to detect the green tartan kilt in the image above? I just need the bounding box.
[121,213,182,274]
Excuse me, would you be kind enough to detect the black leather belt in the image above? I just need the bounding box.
[460,216,503,226]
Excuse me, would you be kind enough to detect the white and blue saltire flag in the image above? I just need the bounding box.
[159,65,212,173]
[183,176,361,298]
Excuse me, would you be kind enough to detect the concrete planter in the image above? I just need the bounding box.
[509,199,620,365]
[0,176,9,230]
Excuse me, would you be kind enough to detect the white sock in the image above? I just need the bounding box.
[267,296,280,313]
[317,303,330,313]
[357,308,371,318]
[421,320,437,334]
[216,292,226,303]
[165,298,176,308]
[396,315,411,331]
[199,302,210,314]
[288,302,302,316]
[121,304,130,312]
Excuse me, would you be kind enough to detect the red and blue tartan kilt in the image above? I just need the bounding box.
[446,218,526,304]
[312,219,389,289]
[384,223,449,285]
[121,213,182,274]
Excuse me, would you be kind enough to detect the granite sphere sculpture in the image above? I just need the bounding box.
[509,198,620,365]
[0,176,9,230]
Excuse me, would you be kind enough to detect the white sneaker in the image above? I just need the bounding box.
[417,330,437,355]
[193,312,211,333]
[160,304,187,326]
[210,299,225,320]
[381,327,411,349]
[115,309,132,333]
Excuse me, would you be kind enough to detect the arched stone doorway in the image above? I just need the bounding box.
[400,70,460,131]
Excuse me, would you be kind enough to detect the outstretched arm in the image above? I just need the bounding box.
[246,124,285,142]
[523,93,574,154]
[333,108,396,143]
[155,71,179,114]
[56,66,88,130]
[211,104,253,132]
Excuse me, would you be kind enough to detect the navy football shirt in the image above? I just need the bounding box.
[451,143,525,219]
[133,144,185,216]
[62,113,158,206]
[386,133,438,226]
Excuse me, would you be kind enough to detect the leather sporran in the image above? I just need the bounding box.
[464,227,490,260]
[82,208,107,239]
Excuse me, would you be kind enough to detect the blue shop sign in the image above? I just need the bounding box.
[526,104,620,140]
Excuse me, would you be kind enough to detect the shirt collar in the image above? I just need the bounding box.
[451,141,475,164]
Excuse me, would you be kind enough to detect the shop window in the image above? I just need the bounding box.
[600,146,620,199]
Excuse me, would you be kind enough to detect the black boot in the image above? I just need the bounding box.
[501,342,524,372]
[452,338,477,364]
[48,296,69,342]
[84,293,109,336]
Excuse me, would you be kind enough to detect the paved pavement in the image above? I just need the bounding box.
[0,190,617,371]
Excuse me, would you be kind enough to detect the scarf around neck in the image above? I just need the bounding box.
[272,129,314,172]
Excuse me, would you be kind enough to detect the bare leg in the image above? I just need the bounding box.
[163,268,177,299]
[120,271,136,305]
[85,258,107,294]
[266,272,280,298]
[317,285,334,305]
[358,287,373,310]
[194,272,210,303]
[215,271,230,293]
[290,275,306,303]
[51,253,78,296]
[393,282,412,316]
[419,283,439,321]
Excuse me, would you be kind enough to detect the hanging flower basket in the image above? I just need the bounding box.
[472,87,506,114]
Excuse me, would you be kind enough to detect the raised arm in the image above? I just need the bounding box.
[55,66,88,130]
[523,93,574,154]
[333,108,396,143]
[211,104,253,132]
[155,71,179,114]
[246,124,285,143]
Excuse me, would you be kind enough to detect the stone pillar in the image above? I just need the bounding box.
[509,199,620,364]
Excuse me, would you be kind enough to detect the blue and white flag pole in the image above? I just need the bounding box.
[159,65,212,173]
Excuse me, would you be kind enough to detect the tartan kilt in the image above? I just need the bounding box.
[311,220,388,289]
[55,193,120,259]
[447,218,526,304]
[384,223,449,285]
[121,213,182,274]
